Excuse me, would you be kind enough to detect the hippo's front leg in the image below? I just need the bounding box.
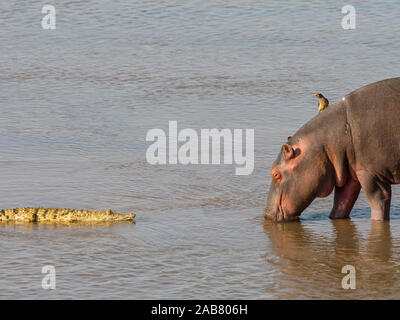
[357,171,391,220]
[329,178,361,219]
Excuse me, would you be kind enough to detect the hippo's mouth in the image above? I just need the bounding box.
[278,194,300,221]
[263,193,300,221]
[278,194,285,221]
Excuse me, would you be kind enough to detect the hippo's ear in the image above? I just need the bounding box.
[282,143,294,160]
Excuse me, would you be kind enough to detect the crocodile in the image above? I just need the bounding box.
[0,207,135,223]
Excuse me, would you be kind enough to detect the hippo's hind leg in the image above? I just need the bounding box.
[329,178,361,219]
[357,171,391,220]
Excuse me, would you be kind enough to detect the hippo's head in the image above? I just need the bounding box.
[263,137,336,221]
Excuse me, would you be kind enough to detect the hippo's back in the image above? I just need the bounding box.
[344,77,400,181]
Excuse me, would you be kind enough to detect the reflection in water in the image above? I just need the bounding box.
[0,220,135,231]
[367,221,392,262]
[263,219,398,299]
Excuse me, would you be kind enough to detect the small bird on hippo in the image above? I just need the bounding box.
[315,93,329,112]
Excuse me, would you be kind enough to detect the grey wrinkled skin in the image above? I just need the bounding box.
[264,77,400,221]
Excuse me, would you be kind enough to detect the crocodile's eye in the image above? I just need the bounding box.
[271,169,281,181]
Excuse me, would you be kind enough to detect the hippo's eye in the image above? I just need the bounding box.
[271,170,281,181]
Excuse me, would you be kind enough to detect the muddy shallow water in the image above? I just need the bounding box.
[2,208,400,299]
[1,0,400,299]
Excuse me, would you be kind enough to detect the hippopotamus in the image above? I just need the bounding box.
[264,77,400,221]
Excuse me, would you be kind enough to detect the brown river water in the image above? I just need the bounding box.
[1,0,400,299]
